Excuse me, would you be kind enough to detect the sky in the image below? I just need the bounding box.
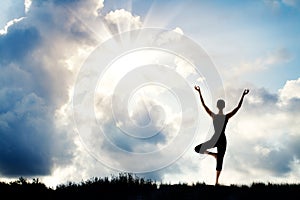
[0,0,300,188]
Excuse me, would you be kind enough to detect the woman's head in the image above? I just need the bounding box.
[217,99,225,110]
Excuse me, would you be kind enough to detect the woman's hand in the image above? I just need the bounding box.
[194,85,200,92]
[243,89,250,95]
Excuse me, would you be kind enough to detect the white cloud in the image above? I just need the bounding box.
[219,80,300,185]
[104,9,142,34]
[278,77,300,105]
[24,0,32,13]
[196,76,206,83]
[155,27,184,46]
[254,145,271,156]
[68,0,104,17]
[40,1,194,187]
[175,56,197,78]
[0,17,25,35]
[173,27,184,35]
[228,48,292,77]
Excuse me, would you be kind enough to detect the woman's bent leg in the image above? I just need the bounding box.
[194,140,214,154]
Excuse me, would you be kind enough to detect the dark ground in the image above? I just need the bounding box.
[0,173,299,199]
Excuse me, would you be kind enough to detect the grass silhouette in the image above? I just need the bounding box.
[0,173,299,199]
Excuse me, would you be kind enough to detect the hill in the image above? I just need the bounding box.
[0,173,299,199]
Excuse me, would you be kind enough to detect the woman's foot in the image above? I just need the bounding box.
[204,150,217,159]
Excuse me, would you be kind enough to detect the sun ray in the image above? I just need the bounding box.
[62,5,112,43]
[142,1,184,29]
[126,0,133,32]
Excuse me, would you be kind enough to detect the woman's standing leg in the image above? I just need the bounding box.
[215,143,226,186]
[215,170,221,186]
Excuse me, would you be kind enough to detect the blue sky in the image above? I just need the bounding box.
[0,0,300,187]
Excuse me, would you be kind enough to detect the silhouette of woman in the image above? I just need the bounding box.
[194,85,249,186]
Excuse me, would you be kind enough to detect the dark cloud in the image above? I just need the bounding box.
[253,132,300,176]
[95,96,168,153]
[265,148,291,174]
[255,88,278,104]
[281,97,300,112]
[0,0,101,177]
[0,93,53,176]
[0,83,74,177]
[102,124,168,153]
[0,26,41,64]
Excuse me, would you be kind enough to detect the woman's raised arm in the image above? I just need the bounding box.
[194,85,214,117]
[227,89,249,119]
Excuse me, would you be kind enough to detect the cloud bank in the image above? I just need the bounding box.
[0,0,299,187]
